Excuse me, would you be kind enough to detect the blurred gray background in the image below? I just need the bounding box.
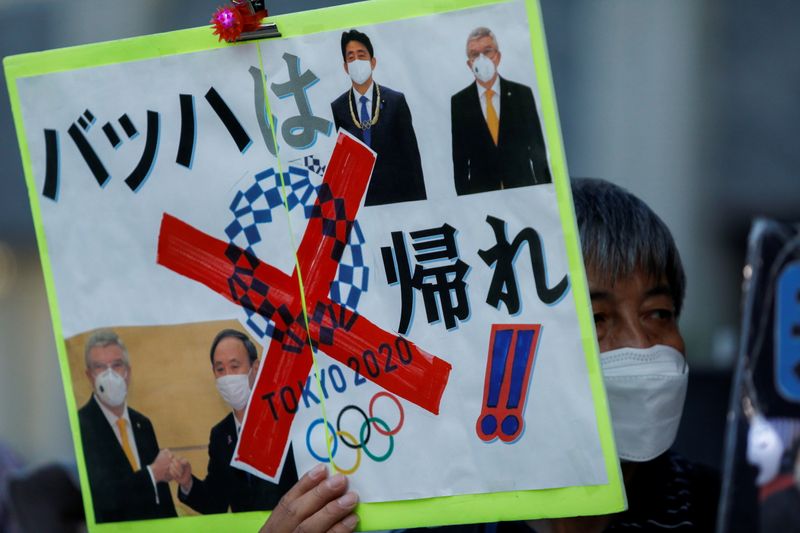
[0,0,797,485]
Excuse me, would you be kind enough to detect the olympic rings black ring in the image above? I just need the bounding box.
[304,393,404,469]
[336,404,371,450]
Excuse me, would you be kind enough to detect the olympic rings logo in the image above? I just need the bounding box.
[305,392,405,474]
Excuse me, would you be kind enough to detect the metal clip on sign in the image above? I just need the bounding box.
[238,0,281,41]
[238,22,281,42]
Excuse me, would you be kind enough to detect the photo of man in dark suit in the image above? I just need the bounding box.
[78,330,176,523]
[170,329,297,514]
[451,27,551,195]
[330,29,427,206]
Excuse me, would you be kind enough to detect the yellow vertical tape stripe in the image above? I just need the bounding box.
[254,43,336,469]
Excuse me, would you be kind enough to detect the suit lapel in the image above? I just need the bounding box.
[90,397,137,470]
[224,414,249,488]
[130,413,143,449]
[346,88,365,143]
[225,413,238,449]
[348,89,357,118]
[469,81,496,148]
[370,84,386,146]
[498,77,513,144]
[128,410,149,467]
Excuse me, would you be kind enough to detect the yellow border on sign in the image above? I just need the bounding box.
[3,0,625,531]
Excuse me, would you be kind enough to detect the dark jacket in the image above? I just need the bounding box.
[331,84,427,206]
[178,412,297,514]
[451,77,551,195]
[78,396,176,523]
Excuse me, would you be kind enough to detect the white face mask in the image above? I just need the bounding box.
[471,54,496,84]
[216,369,252,412]
[95,368,128,408]
[601,344,688,462]
[746,414,784,486]
[347,59,373,86]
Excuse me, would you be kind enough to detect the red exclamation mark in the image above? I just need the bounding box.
[476,324,541,443]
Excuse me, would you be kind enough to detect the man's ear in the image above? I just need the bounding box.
[370,56,377,70]
[85,368,93,386]
[249,359,260,388]
[343,61,349,74]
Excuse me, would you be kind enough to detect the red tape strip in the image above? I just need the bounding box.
[156,132,452,477]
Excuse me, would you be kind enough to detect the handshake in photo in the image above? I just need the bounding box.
[149,449,194,494]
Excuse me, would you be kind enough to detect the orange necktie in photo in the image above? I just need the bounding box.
[116,418,139,470]
[486,88,499,145]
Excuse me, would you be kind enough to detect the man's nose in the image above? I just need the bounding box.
[614,316,651,349]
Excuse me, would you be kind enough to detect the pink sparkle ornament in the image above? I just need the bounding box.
[211,5,243,42]
[210,2,268,42]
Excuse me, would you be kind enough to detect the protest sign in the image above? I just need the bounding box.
[4,0,625,530]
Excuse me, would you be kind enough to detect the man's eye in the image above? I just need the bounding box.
[650,309,674,321]
[593,313,606,325]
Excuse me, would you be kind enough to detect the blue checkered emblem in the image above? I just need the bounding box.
[225,163,369,339]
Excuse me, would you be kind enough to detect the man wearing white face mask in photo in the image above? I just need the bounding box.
[77,330,176,523]
[330,29,427,207]
[258,178,720,533]
[451,27,551,196]
[170,329,298,514]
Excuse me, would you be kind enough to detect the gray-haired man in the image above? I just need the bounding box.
[451,26,551,196]
[77,330,176,523]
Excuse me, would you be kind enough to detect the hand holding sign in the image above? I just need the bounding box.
[260,465,358,533]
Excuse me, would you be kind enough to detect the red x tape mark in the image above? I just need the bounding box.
[157,132,452,477]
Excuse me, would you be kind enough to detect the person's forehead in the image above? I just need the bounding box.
[212,337,250,364]
[89,344,125,364]
[588,268,671,301]
[345,41,369,54]
[468,35,494,50]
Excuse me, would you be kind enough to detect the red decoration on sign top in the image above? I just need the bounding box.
[211,2,267,42]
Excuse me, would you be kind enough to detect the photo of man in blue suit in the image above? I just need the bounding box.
[330,29,427,207]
